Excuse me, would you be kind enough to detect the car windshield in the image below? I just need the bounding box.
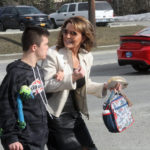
[95,2,112,10]
[136,28,150,35]
[17,7,41,15]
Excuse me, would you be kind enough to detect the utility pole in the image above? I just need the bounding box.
[88,0,96,29]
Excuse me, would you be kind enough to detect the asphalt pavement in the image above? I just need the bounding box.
[1,49,150,150]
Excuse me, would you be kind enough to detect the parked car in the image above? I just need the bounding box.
[48,1,114,28]
[117,27,150,72]
[0,5,51,31]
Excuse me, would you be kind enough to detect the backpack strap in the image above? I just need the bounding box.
[107,90,115,104]
[103,90,115,110]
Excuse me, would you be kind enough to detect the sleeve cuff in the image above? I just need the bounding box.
[63,73,76,90]
[5,135,19,146]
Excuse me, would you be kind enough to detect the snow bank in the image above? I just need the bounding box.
[114,13,150,22]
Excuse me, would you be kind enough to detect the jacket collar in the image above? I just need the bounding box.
[79,48,89,54]
[60,47,89,65]
[63,47,89,54]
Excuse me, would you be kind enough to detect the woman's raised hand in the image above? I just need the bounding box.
[72,65,85,82]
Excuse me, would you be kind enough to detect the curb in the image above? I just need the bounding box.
[0,28,61,35]
[0,53,22,60]
[108,22,137,28]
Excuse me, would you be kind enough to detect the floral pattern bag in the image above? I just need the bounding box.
[102,91,134,133]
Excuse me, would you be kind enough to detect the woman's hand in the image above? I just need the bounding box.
[54,70,64,81]
[72,66,85,82]
[110,82,122,93]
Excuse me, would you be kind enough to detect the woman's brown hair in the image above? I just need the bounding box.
[56,16,95,52]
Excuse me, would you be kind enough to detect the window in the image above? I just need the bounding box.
[137,28,150,35]
[0,7,4,14]
[78,3,88,11]
[10,8,17,15]
[17,6,41,15]
[3,7,12,14]
[95,2,112,10]
[68,4,76,12]
[58,5,68,13]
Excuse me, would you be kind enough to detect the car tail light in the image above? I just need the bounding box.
[120,35,150,50]
[141,41,150,46]
[120,41,142,50]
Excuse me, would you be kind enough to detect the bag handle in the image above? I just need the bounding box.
[107,90,115,104]
[103,90,122,109]
[103,90,115,110]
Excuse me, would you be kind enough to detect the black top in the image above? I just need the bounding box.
[62,77,85,113]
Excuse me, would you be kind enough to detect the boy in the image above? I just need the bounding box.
[0,26,50,150]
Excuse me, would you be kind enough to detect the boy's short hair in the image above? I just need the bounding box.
[22,26,50,52]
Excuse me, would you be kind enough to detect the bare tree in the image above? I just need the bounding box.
[88,0,96,28]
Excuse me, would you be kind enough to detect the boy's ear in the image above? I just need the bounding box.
[31,44,38,52]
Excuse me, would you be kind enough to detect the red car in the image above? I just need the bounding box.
[117,27,150,72]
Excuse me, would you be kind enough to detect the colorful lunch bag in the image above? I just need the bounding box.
[102,91,134,133]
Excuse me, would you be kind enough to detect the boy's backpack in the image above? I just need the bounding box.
[102,91,134,133]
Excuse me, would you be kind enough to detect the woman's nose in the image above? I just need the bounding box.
[66,33,71,38]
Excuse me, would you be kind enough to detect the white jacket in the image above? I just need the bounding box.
[41,46,107,118]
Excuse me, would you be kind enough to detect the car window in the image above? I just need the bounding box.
[10,8,17,15]
[68,4,76,12]
[78,3,88,11]
[2,7,12,14]
[17,6,41,15]
[137,28,150,35]
[95,2,112,10]
[0,7,4,14]
[58,5,68,13]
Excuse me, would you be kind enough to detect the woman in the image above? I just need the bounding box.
[42,16,119,150]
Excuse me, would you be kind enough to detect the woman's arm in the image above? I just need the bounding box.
[87,79,107,98]
[85,52,107,98]
[41,48,76,93]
